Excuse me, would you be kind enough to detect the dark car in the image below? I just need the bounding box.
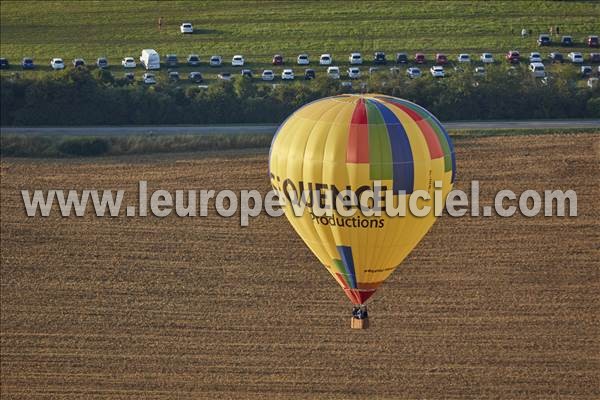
[272,54,284,65]
[96,57,109,69]
[188,71,203,83]
[373,52,387,65]
[72,58,86,67]
[537,34,551,46]
[21,57,35,69]
[187,54,200,66]
[435,53,448,65]
[168,71,180,81]
[124,72,135,82]
[506,50,520,63]
[0,58,8,69]
[590,53,600,63]
[241,69,253,78]
[415,53,426,64]
[550,52,564,63]
[587,35,599,48]
[304,68,316,80]
[165,54,178,67]
[395,52,408,64]
[561,36,573,46]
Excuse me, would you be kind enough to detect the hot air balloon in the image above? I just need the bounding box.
[269,94,455,329]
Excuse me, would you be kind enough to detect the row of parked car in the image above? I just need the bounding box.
[536,34,598,47]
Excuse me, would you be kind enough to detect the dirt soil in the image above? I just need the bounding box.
[1,134,599,399]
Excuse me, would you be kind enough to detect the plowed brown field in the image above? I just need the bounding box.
[1,133,599,399]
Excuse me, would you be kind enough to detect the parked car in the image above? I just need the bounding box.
[320,54,332,65]
[349,52,362,65]
[0,58,8,69]
[180,22,193,34]
[430,65,445,77]
[407,67,421,78]
[21,57,35,69]
[480,52,494,63]
[142,72,156,84]
[72,58,86,67]
[124,72,134,82]
[241,69,253,78]
[304,68,315,80]
[210,55,222,67]
[140,49,160,70]
[231,55,244,66]
[529,52,542,63]
[297,54,309,65]
[537,34,551,46]
[373,52,386,65]
[414,53,425,64]
[121,57,136,68]
[281,69,294,80]
[262,69,274,81]
[529,62,545,78]
[435,53,448,65]
[457,53,471,63]
[389,67,400,75]
[550,52,564,63]
[590,53,600,63]
[347,67,361,79]
[396,52,408,64]
[50,58,65,70]
[341,81,352,88]
[96,57,109,69]
[588,77,598,88]
[568,52,584,63]
[168,71,180,81]
[188,71,203,83]
[474,66,486,76]
[327,66,340,79]
[561,36,573,46]
[587,35,599,48]
[187,54,200,66]
[218,72,232,80]
[272,54,283,65]
[581,65,593,77]
[506,50,520,63]
[165,54,178,67]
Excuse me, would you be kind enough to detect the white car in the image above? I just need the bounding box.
[480,53,494,63]
[407,67,421,78]
[457,53,471,63]
[327,66,340,79]
[529,52,542,63]
[568,52,583,63]
[349,52,362,64]
[231,55,244,66]
[297,54,309,65]
[320,54,332,65]
[180,23,193,34]
[347,67,361,79]
[430,65,445,77]
[474,66,486,76]
[528,62,545,78]
[210,55,222,67]
[50,58,65,70]
[121,57,136,68]
[262,69,274,81]
[218,72,232,80]
[281,69,294,80]
[588,77,598,88]
[142,73,156,84]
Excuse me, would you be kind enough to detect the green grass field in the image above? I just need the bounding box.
[1,0,599,78]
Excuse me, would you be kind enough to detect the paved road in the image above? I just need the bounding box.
[1,120,599,136]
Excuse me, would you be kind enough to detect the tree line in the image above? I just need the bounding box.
[1,65,599,126]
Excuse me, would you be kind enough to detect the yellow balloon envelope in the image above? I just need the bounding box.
[269,94,455,306]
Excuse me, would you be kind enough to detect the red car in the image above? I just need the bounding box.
[587,36,599,48]
[435,53,448,65]
[272,54,284,65]
[506,50,520,63]
[414,53,425,64]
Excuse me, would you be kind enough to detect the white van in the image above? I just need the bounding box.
[140,49,160,70]
[529,62,545,78]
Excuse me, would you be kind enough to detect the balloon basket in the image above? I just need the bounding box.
[351,317,369,329]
